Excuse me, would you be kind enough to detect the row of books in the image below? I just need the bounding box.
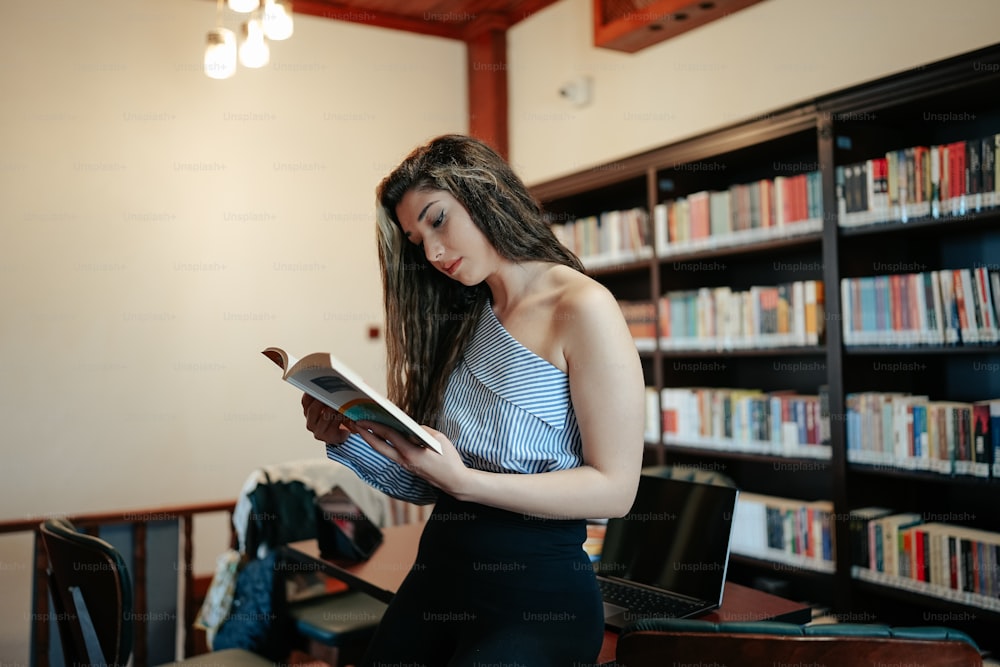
[623,266,999,350]
[553,135,996,260]
[652,172,824,255]
[731,492,835,572]
[845,392,999,478]
[620,301,661,353]
[619,280,826,351]
[583,522,607,563]
[841,266,1000,346]
[849,508,1000,611]
[837,133,1000,227]
[654,386,831,459]
[549,171,824,266]
[550,207,654,269]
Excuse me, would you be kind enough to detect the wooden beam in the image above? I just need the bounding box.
[292,1,464,40]
[290,0,564,41]
[466,28,509,159]
[593,0,766,53]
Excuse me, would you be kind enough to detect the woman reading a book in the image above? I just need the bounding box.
[301,134,644,666]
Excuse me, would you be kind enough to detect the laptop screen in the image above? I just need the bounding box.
[597,474,739,604]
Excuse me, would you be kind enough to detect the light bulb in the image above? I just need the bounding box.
[239,18,270,68]
[262,0,293,41]
[228,0,259,13]
[204,28,237,79]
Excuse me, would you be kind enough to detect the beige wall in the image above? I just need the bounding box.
[509,0,1000,184]
[0,0,465,660]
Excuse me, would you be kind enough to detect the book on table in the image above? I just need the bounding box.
[263,346,442,454]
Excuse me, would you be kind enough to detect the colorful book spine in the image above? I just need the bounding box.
[838,133,1000,228]
[732,493,835,572]
[659,280,823,351]
[656,172,821,256]
[846,392,996,477]
[841,267,1000,347]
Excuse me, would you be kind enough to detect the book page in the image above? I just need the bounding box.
[268,349,442,454]
[285,368,411,432]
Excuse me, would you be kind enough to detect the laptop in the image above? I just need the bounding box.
[596,474,740,630]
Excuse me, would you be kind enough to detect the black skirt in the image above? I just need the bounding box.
[363,493,605,667]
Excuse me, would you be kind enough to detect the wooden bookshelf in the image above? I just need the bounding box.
[530,42,1000,654]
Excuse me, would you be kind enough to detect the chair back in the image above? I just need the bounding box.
[39,518,133,667]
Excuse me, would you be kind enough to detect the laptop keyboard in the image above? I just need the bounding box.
[598,578,703,618]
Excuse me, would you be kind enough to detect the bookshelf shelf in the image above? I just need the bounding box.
[657,239,824,266]
[852,567,1000,615]
[531,42,1000,653]
[657,223,823,261]
[843,344,1000,355]
[727,558,836,609]
[663,442,831,463]
[839,209,1000,237]
[848,463,999,486]
[731,551,836,575]
[729,553,836,578]
[658,346,825,358]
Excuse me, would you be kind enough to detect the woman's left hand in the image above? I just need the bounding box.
[353,421,469,496]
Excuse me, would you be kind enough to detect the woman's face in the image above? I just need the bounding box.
[396,188,499,287]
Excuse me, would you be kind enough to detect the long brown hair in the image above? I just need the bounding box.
[375,134,583,425]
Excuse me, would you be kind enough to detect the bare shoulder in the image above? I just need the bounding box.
[548,266,624,328]
[549,265,643,406]
[548,267,636,370]
[510,264,633,373]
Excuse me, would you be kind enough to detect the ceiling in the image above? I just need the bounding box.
[290,0,564,41]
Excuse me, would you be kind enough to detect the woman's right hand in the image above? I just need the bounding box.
[302,394,352,445]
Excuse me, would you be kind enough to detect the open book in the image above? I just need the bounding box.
[263,347,442,454]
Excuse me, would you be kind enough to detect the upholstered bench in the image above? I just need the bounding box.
[615,619,982,667]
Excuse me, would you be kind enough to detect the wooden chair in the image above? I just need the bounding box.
[615,618,983,667]
[39,517,273,667]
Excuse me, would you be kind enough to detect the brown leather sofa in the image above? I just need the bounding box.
[615,618,983,667]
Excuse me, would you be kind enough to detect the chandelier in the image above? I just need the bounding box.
[205,0,294,80]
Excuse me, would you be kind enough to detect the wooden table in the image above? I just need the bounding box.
[285,522,812,663]
[287,521,427,603]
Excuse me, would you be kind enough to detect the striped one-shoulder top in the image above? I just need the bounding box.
[325,300,584,504]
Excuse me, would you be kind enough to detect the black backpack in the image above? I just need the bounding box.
[212,471,317,660]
